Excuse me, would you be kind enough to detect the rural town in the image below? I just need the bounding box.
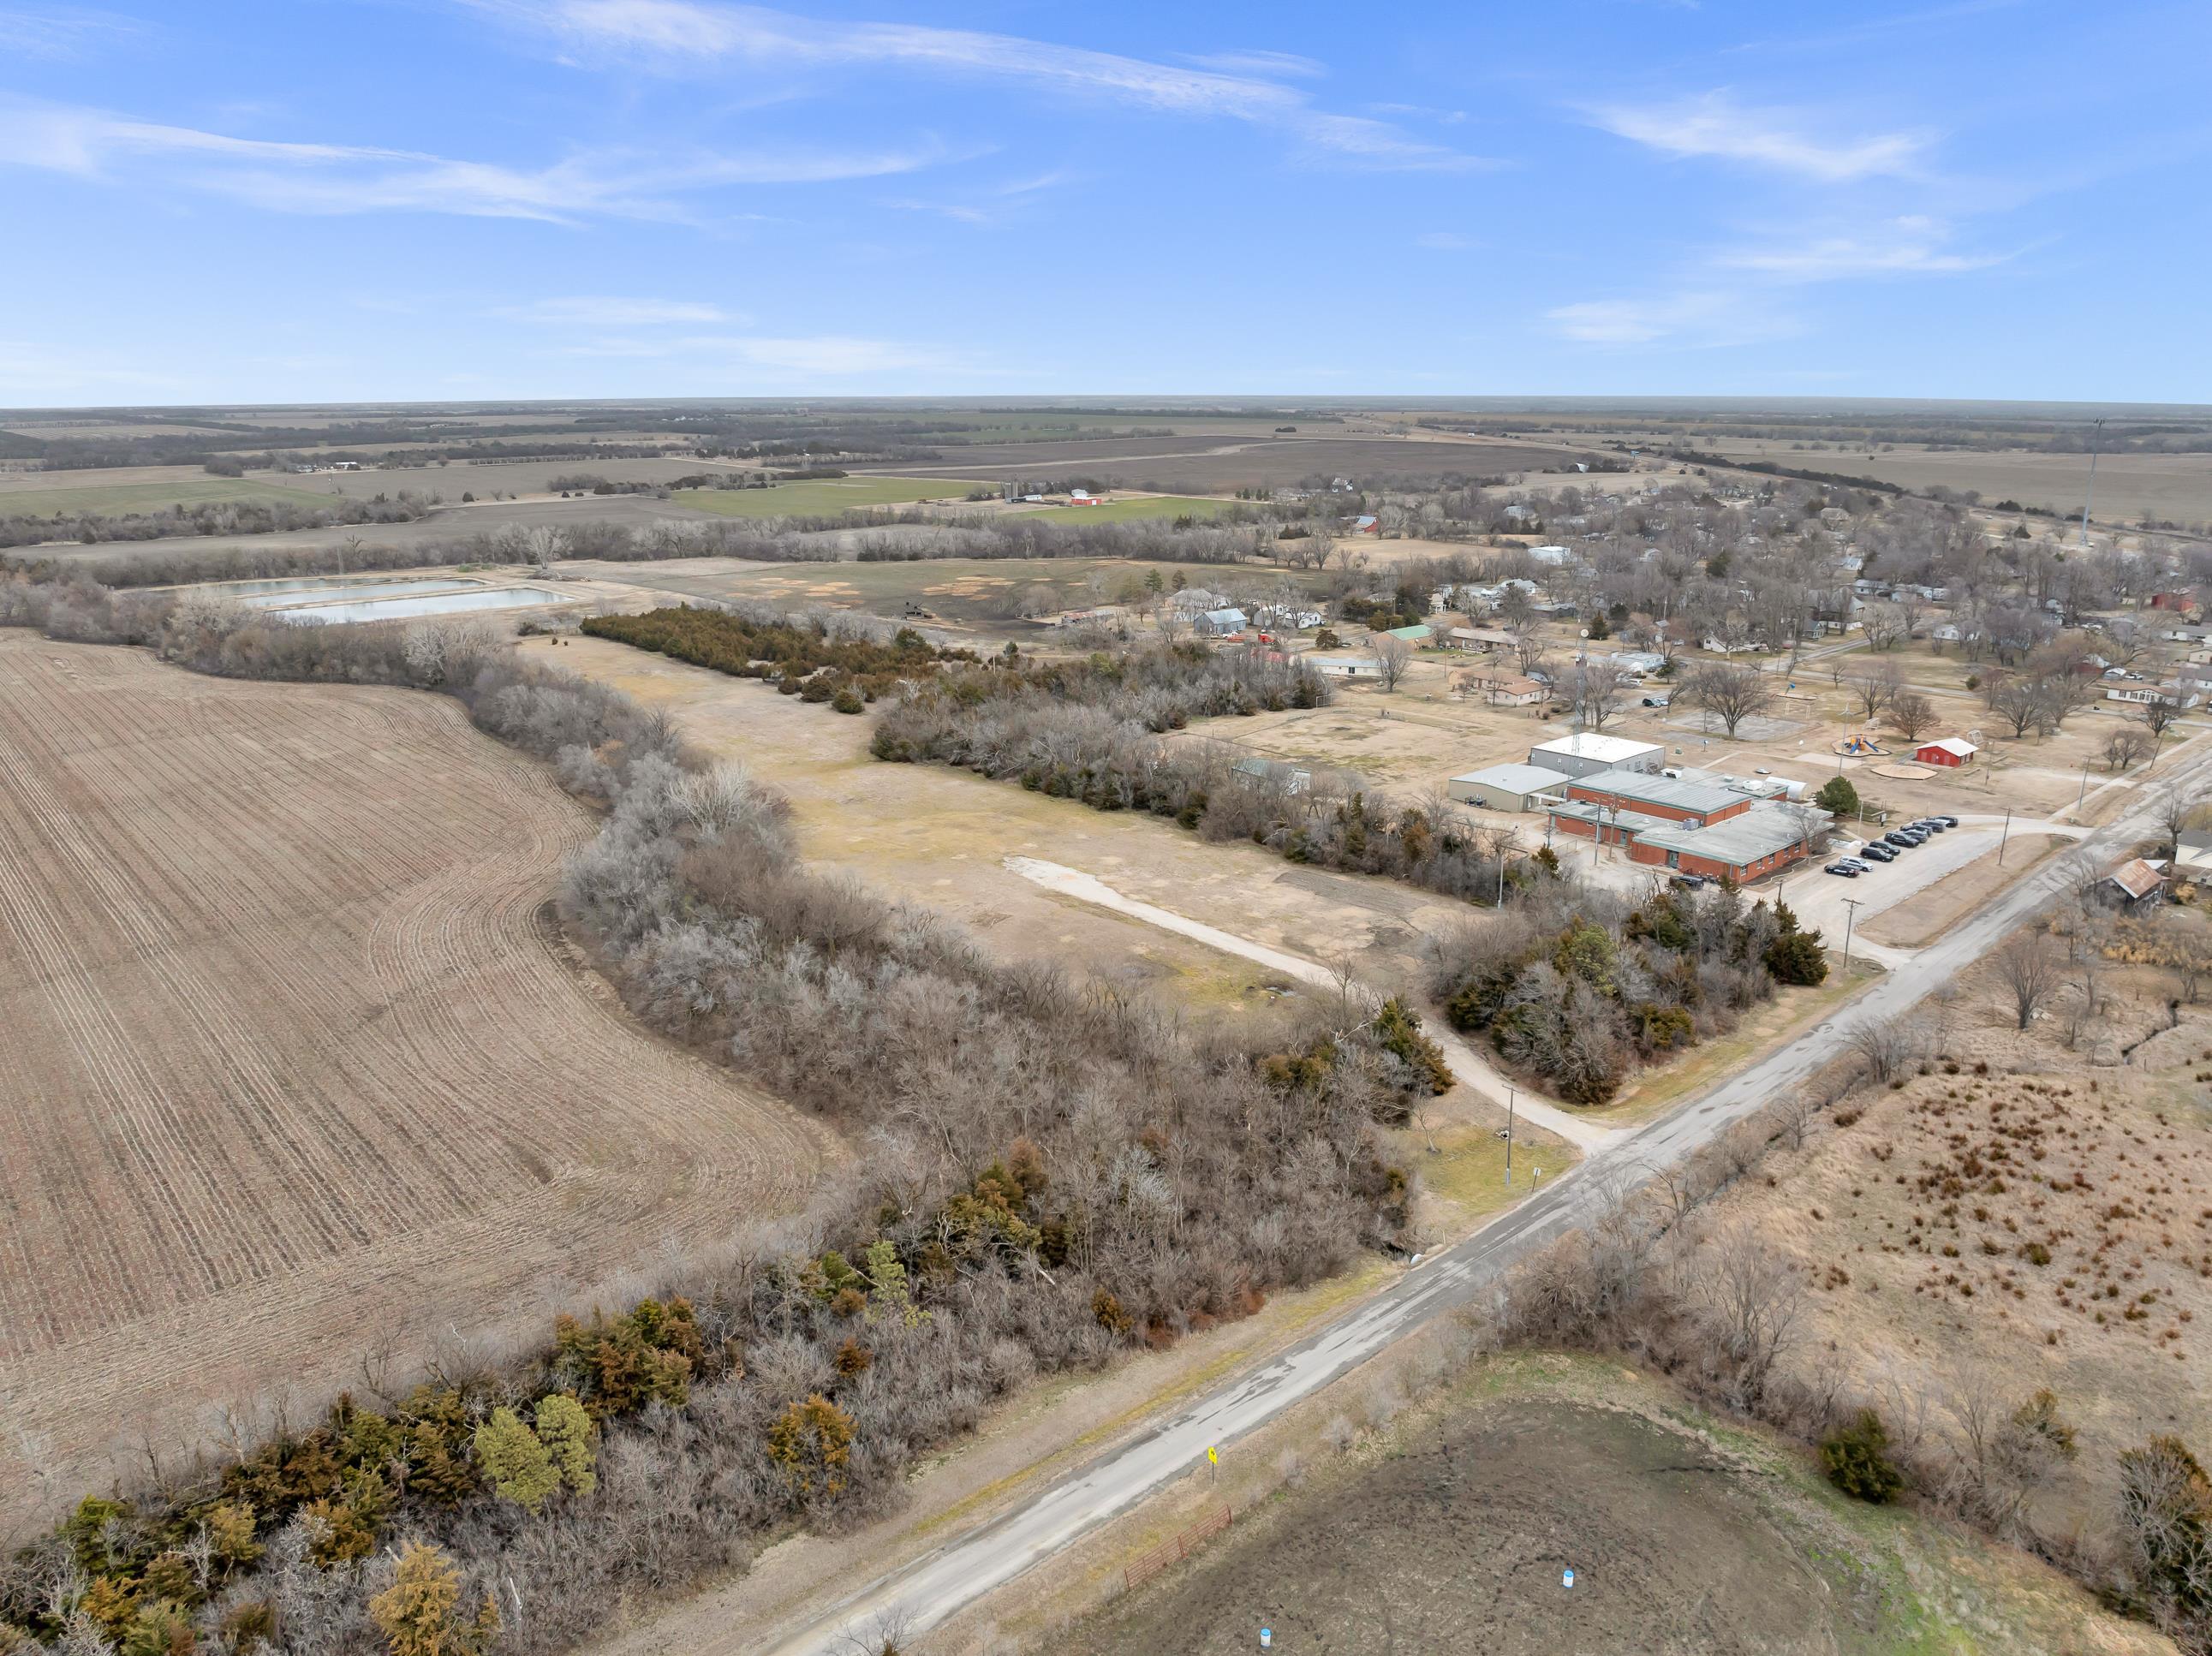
[3,4,2211,1656]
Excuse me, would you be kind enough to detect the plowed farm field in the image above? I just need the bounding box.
[0,635,828,1516]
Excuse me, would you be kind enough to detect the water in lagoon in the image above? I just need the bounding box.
[237,580,482,609]
[185,576,483,607]
[276,587,568,625]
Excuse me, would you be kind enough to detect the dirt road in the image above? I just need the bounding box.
[748,729,2212,1654]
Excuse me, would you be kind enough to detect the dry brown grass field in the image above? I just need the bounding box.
[866,435,1589,491]
[518,634,1472,1015]
[1034,1357,2160,1656]
[0,634,829,1518]
[1709,948,2212,1540]
[1705,441,2212,526]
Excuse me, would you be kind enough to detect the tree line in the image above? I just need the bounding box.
[580,605,973,712]
[0,495,435,551]
[0,572,1427,1656]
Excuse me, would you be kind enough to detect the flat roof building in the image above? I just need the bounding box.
[1527,732,1664,778]
[1564,768,1750,825]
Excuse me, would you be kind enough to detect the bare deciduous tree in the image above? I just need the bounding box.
[1844,657,1905,720]
[1847,1015,1921,1086]
[2103,725,2156,772]
[1688,1220,1805,1411]
[2150,784,2202,860]
[1682,661,1776,739]
[1994,932,2062,1030]
[1888,691,1938,743]
[1369,632,1414,692]
[1565,657,1633,731]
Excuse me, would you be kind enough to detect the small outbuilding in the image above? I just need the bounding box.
[2101,858,2169,909]
[1913,736,1978,767]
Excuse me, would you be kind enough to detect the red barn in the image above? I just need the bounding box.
[1914,736,1977,767]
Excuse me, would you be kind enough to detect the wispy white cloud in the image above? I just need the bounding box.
[1546,289,1798,348]
[0,5,136,59]
[497,295,741,325]
[885,166,1079,226]
[1719,217,2013,280]
[1178,48,1326,79]
[1415,230,1476,250]
[1586,91,1930,182]
[0,98,943,220]
[470,0,1490,171]
[552,329,979,376]
[694,333,970,375]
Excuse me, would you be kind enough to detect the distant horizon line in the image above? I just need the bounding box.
[7,394,2210,417]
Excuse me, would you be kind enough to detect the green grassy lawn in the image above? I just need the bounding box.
[674,476,987,517]
[0,477,338,518]
[1005,495,1238,523]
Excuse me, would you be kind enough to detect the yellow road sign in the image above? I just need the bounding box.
[1206,1445,1219,1465]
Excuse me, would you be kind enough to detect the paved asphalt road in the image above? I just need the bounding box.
[757,737,2212,1656]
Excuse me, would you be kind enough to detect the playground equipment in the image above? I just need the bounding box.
[1834,733,1888,756]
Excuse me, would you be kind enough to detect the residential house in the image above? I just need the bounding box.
[2106,682,2202,709]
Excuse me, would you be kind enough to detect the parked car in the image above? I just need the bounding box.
[1913,818,1947,833]
[1642,694,1672,707]
[1862,843,1898,861]
[1932,814,1959,828]
[1836,857,1871,872]
[1824,862,1861,877]
[1668,872,1709,890]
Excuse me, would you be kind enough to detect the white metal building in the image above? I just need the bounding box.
[1527,732,1665,779]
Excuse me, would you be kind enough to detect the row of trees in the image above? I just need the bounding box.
[580,604,973,710]
[1,493,435,551]
[860,642,1598,905]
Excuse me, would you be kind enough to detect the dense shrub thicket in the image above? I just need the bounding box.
[579,605,975,705]
[1434,888,1825,1104]
[0,575,1422,1656]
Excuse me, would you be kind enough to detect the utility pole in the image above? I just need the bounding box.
[2077,762,2090,812]
[1840,896,1863,972]
[1504,1086,1516,1185]
[2079,416,2107,548]
[1998,807,2012,866]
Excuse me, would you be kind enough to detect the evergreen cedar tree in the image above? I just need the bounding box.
[1446,891,1824,1105]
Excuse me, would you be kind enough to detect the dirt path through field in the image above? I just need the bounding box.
[517,637,1471,1019]
[0,637,829,1517]
[1001,856,1618,1153]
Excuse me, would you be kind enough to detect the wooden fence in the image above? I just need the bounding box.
[1123,1503,1233,1592]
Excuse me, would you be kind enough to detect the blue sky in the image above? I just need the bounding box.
[2,0,2207,406]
